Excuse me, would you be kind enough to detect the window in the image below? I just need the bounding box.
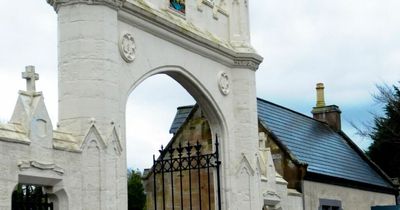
[321,206,339,210]
[170,0,185,14]
[319,199,342,210]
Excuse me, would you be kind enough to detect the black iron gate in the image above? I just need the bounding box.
[12,184,54,210]
[152,136,222,210]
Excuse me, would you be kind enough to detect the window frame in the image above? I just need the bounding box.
[319,198,342,210]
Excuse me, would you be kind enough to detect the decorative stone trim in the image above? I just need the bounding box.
[119,5,263,69]
[203,0,215,8]
[119,33,136,63]
[109,126,123,155]
[233,58,260,70]
[218,71,230,95]
[197,0,228,18]
[18,160,65,175]
[47,0,126,12]
[18,90,42,97]
[81,124,107,150]
[263,190,281,208]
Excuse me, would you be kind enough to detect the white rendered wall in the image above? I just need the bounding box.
[303,180,396,210]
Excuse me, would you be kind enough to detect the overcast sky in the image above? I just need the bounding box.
[0,1,399,171]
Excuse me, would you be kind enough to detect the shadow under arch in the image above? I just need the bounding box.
[126,65,229,143]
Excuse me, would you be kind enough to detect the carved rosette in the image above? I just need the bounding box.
[218,71,230,95]
[47,0,126,12]
[119,33,136,63]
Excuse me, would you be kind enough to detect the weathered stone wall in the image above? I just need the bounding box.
[259,128,306,192]
[303,180,396,210]
[144,108,216,210]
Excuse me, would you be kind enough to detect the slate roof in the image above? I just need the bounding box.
[257,98,393,189]
[169,99,394,189]
[169,105,195,134]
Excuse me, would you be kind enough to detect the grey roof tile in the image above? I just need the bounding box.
[169,106,194,134]
[257,98,392,188]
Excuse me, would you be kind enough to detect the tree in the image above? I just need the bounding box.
[128,169,146,210]
[366,83,400,179]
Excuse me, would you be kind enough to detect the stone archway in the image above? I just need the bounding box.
[126,65,228,142]
[125,67,230,209]
[47,0,263,209]
[125,68,226,210]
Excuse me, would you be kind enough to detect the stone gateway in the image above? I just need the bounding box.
[0,0,264,209]
[1,1,396,210]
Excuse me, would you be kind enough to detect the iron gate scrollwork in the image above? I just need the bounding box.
[152,135,222,210]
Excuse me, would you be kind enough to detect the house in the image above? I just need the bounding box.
[256,83,398,209]
[144,107,303,210]
[144,83,398,210]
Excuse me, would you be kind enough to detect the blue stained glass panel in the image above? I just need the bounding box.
[170,0,185,14]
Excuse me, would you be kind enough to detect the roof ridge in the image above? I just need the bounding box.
[337,131,395,188]
[256,97,330,126]
[177,105,195,109]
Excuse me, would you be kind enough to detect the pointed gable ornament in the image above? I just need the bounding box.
[236,153,255,176]
[235,154,256,209]
[81,123,107,151]
[109,126,123,155]
[10,66,53,147]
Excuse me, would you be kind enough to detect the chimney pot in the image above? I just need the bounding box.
[312,83,342,131]
[316,83,326,107]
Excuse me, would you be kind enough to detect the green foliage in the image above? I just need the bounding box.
[367,83,400,179]
[128,169,146,210]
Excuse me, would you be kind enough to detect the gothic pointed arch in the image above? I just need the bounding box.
[126,65,228,138]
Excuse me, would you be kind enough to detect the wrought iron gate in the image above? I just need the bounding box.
[152,136,222,210]
[12,184,54,210]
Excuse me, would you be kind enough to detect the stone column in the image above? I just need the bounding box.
[226,58,262,210]
[47,0,124,141]
[47,1,127,209]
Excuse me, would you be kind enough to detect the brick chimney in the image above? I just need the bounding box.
[311,83,342,131]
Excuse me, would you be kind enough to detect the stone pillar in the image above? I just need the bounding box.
[47,1,127,209]
[47,0,124,141]
[228,59,262,210]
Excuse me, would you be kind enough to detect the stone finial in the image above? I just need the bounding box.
[315,83,325,107]
[22,66,39,92]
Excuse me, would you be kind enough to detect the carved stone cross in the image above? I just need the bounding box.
[22,65,39,92]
